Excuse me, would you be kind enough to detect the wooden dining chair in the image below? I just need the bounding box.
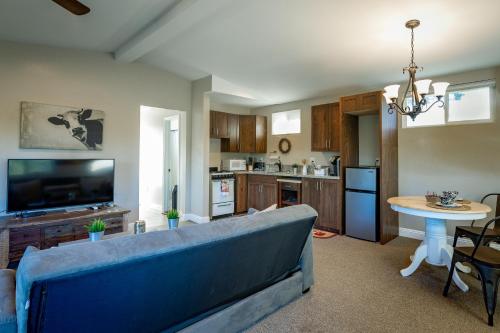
[453,193,500,247]
[443,216,500,326]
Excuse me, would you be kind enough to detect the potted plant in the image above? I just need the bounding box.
[85,218,106,242]
[163,209,180,229]
[292,163,299,175]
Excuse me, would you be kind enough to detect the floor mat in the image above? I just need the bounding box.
[312,229,337,239]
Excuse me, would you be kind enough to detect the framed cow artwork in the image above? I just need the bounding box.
[20,101,104,151]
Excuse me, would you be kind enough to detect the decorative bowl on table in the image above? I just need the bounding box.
[425,192,439,203]
[439,191,459,206]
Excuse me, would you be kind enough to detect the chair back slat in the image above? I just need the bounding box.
[495,196,500,231]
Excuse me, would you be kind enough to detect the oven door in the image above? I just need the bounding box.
[211,179,235,204]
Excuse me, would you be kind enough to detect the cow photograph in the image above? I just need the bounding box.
[20,102,104,151]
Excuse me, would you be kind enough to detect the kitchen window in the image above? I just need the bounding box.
[272,109,301,135]
[404,80,495,128]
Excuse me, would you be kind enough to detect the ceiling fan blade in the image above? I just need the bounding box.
[52,0,90,15]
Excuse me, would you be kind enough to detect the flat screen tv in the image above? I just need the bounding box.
[7,159,114,213]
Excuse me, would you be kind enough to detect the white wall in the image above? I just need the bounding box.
[0,41,191,221]
[398,67,500,233]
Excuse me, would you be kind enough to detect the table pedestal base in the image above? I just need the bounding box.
[400,217,469,292]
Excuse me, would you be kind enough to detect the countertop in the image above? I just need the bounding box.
[234,170,340,180]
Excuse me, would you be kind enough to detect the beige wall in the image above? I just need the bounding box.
[359,115,380,166]
[251,96,341,167]
[398,67,500,233]
[0,41,191,221]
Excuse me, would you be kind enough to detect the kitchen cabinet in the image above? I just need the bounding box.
[340,91,381,115]
[221,113,239,152]
[210,111,228,139]
[311,103,340,152]
[239,115,267,153]
[302,178,341,232]
[247,175,277,211]
[235,173,248,213]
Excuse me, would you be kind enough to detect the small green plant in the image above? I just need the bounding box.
[163,209,179,219]
[292,163,299,168]
[85,218,106,233]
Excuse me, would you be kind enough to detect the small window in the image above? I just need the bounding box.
[405,95,445,128]
[272,110,301,135]
[447,86,492,123]
[404,80,495,128]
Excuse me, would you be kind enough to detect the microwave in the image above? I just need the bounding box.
[222,159,246,171]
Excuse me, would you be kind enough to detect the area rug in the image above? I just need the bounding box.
[312,229,337,239]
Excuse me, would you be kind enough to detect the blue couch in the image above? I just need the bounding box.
[0,205,317,333]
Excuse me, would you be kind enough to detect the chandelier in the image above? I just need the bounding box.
[383,20,449,121]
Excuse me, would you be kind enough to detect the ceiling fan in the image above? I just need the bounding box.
[52,0,90,15]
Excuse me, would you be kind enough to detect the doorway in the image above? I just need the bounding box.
[139,106,186,226]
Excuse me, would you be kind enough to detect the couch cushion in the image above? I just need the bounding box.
[16,205,317,333]
[0,269,17,333]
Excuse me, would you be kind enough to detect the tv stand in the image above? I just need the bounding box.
[0,207,130,267]
[17,211,48,219]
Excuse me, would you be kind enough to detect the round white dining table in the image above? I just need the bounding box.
[388,196,491,292]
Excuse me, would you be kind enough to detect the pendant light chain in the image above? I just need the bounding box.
[409,28,416,68]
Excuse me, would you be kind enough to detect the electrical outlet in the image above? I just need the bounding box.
[309,157,315,163]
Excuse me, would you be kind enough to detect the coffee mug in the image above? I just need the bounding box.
[440,191,459,205]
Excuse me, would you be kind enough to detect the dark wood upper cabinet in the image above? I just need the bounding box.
[238,115,256,153]
[210,111,228,139]
[221,113,239,152]
[255,115,267,153]
[311,103,340,152]
[340,91,381,115]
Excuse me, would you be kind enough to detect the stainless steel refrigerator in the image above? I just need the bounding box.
[345,167,379,242]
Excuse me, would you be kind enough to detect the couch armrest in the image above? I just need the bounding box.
[0,269,17,333]
[299,230,314,292]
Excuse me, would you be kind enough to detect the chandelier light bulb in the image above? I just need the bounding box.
[432,82,450,97]
[384,85,400,99]
[415,79,432,95]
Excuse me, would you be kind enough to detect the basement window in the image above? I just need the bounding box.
[272,110,301,135]
[404,80,495,128]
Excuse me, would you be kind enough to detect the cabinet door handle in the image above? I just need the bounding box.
[217,128,219,136]
[320,182,322,191]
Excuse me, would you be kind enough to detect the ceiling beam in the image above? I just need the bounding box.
[114,0,231,63]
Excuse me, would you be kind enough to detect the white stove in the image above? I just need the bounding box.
[210,171,235,219]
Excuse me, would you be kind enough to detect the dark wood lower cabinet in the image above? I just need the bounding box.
[302,178,341,232]
[4,208,130,263]
[235,173,248,214]
[247,175,277,211]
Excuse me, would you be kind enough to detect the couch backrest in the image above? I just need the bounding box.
[16,205,317,333]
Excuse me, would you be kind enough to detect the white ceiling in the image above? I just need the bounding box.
[1,0,500,106]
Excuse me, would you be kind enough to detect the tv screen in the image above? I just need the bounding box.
[7,159,114,213]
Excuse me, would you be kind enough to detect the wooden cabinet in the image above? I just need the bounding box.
[4,208,129,263]
[210,111,228,139]
[221,113,240,152]
[255,115,267,153]
[302,178,341,232]
[247,175,277,211]
[311,103,340,152]
[238,115,256,153]
[235,173,248,214]
[238,115,267,153]
[340,91,381,115]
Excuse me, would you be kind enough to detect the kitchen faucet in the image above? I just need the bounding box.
[274,157,282,172]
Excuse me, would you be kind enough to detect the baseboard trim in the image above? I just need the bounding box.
[183,214,210,224]
[399,227,473,247]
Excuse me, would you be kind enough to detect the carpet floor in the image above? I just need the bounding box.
[247,236,499,332]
